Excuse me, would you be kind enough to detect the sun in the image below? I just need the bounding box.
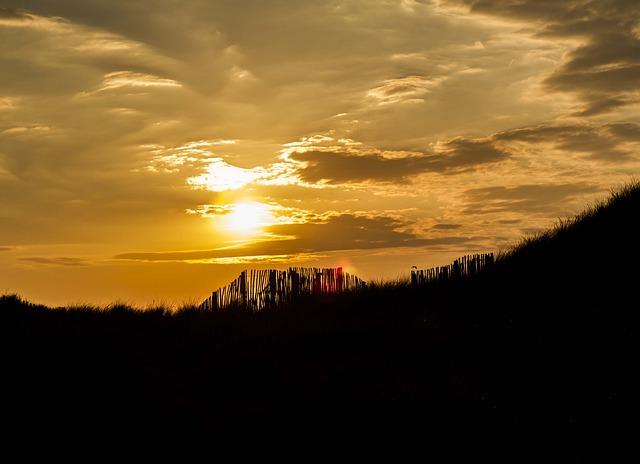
[224,202,274,235]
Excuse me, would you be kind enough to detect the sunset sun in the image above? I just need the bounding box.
[224,202,274,235]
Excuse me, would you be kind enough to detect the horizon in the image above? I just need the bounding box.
[1,1,639,306]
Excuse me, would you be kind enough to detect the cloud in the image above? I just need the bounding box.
[0,246,12,251]
[464,182,601,215]
[367,75,444,104]
[288,136,509,184]
[1,125,52,136]
[447,0,640,115]
[179,121,639,193]
[494,122,640,160]
[290,150,428,184]
[166,133,511,192]
[141,140,301,192]
[576,97,632,117]
[605,123,640,140]
[79,71,182,97]
[186,201,316,227]
[186,157,298,192]
[432,137,509,168]
[0,7,64,29]
[0,97,17,110]
[100,71,181,90]
[19,256,88,266]
[115,212,482,261]
[431,223,462,230]
[0,7,27,20]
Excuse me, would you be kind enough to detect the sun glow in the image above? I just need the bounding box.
[224,202,274,235]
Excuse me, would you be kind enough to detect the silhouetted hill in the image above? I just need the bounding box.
[3,183,638,452]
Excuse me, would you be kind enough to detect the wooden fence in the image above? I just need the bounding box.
[411,253,495,286]
[200,267,366,311]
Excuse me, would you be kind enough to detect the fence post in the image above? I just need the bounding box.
[211,291,218,311]
[290,269,300,300]
[452,260,461,279]
[313,272,322,295]
[269,270,277,308]
[240,271,247,309]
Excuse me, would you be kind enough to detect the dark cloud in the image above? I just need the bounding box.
[0,246,12,251]
[20,256,88,266]
[545,63,640,95]
[438,137,508,168]
[290,137,508,184]
[455,1,640,29]
[259,214,445,253]
[431,223,462,230]
[115,213,481,261]
[287,122,639,188]
[494,123,640,160]
[290,150,429,183]
[450,0,640,115]
[576,98,631,117]
[0,7,31,20]
[464,182,601,214]
[605,123,640,140]
[461,0,580,21]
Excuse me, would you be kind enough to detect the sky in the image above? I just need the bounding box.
[1,0,639,306]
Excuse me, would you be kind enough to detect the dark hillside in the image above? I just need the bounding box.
[438,182,640,446]
[3,183,638,449]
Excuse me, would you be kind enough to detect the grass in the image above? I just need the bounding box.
[498,179,640,261]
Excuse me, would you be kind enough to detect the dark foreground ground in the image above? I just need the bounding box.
[3,184,638,453]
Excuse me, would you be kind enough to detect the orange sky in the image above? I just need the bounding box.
[1,1,639,306]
